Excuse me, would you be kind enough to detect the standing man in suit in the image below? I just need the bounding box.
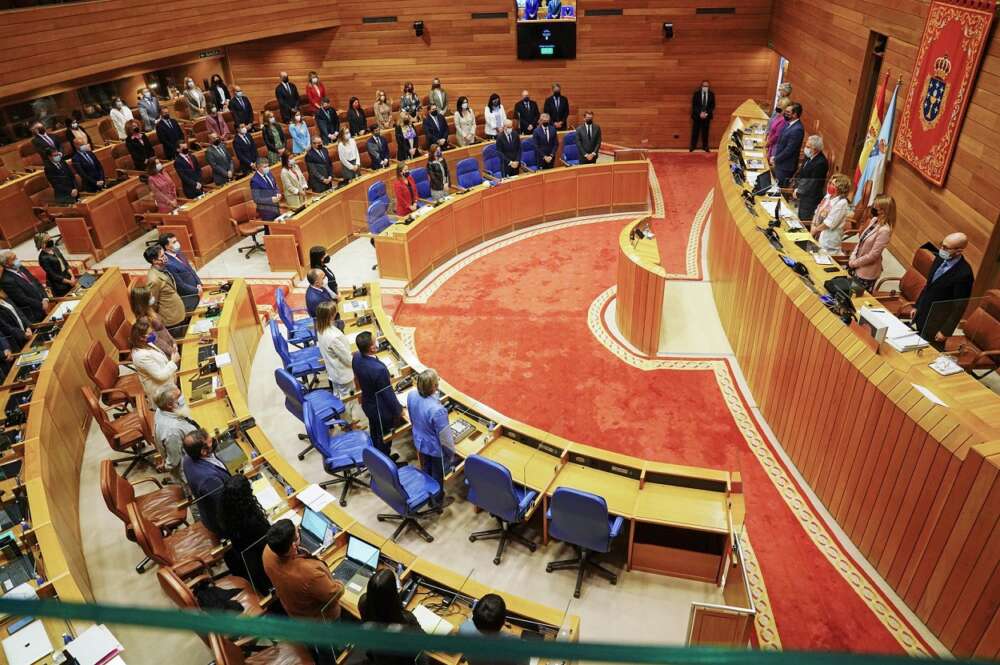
[305,138,334,192]
[516,90,540,135]
[423,104,449,151]
[30,122,61,157]
[71,143,105,192]
[159,232,202,311]
[43,149,78,204]
[533,113,558,170]
[792,135,829,221]
[305,269,338,319]
[0,288,31,351]
[352,331,403,457]
[233,123,257,177]
[205,133,233,186]
[250,159,282,221]
[575,111,602,164]
[229,86,254,129]
[913,233,975,344]
[496,120,522,177]
[144,244,187,336]
[429,78,449,114]
[137,88,160,131]
[0,253,47,324]
[366,129,391,170]
[543,83,569,131]
[690,80,716,152]
[155,110,184,160]
[173,142,202,199]
[181,429,231,535]
[315,98,339,145]
[523,0,539,19]
[771,102,804,186]
[275,71,300,123]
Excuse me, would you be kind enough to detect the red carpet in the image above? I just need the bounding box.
[646,152,717,277]
[393,155,918,653]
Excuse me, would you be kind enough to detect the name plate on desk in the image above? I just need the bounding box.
[644,471,728,493]
[568,453,641,480]
[504,429,563,458]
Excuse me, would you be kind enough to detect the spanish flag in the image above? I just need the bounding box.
[853,72,890,189]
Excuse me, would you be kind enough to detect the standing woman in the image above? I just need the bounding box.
[109,98,135,140]
[394,113,419,161]
[393,162,419,216]
[209,74,230,110]
[305,71,326,113]
[183,77,207,119]
[280,152,309,208]
[35,232,74,297]
[315,300,354,399]
[64,117,94,153]
[399,82,420,119]
[809,173,851,255]
[288,112,311,154]
[483,93,506,139]
[129,316,179,405]
[146,160,179,212]
[454,96,477,146]
[262,111,286,165]
[309,246,338,293]
[347,97,367,137]
[129,284,176,357]
[848,194,896,293]
[765,96,790,160]
[126,122,155,171]
[427,145,450,201]
[337,128,361,183]
[373,90,393,131]
[217,475,274,595]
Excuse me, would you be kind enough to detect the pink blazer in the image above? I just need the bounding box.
[848,221,892,281]
[205,113,230,139]
[766,115,787,159]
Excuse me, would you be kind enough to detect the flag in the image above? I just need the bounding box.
[853,72,889,189]
[854,81,900,206]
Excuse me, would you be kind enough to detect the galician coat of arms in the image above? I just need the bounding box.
[921,54,951,129]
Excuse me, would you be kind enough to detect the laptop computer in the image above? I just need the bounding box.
[298,507,334,555]
[332,536,380,593]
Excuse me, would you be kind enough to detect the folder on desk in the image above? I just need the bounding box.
[412,604,455,635]
[65,624,124,665]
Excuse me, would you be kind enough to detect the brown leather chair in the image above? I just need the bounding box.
[873,248,935,321]
[982,289,1000,321]
[104,304,133,361]
[127,501,224,575]
[209,634,313,665]
[157,566,265,622]
[100,459,186,571]
[230,202,265,258]
[82,385,155,478]
[84,339,144,411]
[943,306,1000,380]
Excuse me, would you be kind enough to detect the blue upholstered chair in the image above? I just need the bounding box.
[545,487,624,598]
[274,287,316,348]
[363,447,442,542]
[561,135,580,166]
[269,319,322,387]
[367,180,390,209]
[520,139,538,172]
[410,167,432,200]
[275,367,346,460]
[456,158,484,189]
[481,144,503,179]
[304,402,371,506]
[366,198,394,236]
[464,455,538,565]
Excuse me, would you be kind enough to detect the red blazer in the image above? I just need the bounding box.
[394,175,419,216]
[306,83,326,112]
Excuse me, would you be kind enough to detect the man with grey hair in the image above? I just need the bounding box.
[153,385,200,485]
[793,134,829,221]
[0,251,48,323]
[769,82,793,132]
[496,119,521,177]
[406,368,454,509]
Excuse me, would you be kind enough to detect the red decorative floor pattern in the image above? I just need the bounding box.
[647,151,717,277]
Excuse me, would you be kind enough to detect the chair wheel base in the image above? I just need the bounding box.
[377,515,386,522]
[528,544,538,552]
[469,535,477,543]
[545,565,553,573]
[297,453,306,460]
[340,499,348,507]
[573,591,581,599]
[493,557,501,565]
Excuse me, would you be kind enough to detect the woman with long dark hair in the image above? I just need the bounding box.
[359,569,423,665]
[218,475,274,595]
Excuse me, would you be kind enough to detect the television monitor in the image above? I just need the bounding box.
[515,0,577,59]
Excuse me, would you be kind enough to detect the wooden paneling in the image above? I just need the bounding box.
[768,0,1000,292]
[227,0,775,150]
[616,217,666,356]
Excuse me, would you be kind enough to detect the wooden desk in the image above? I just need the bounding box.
[0,171,45,248]
[616,216,666,355]
[55,178,144,259]
[712,100,1000,655]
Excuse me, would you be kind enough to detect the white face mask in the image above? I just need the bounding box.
[171,241,181,252]
[938,248,954,261]
[803,147,813,158]
[462,103,469,110]
[155,163,163,172]
[149,296,156,306]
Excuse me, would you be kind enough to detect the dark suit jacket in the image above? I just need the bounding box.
[230,95,254,127]
[181,456,231,535]
[543,94,569,128]
[305,286,334,319]
[126,134,155,171]
[205,144,233,185]
[496,131,522,175]
[0,302,30,350]
[305,147,334,192]
[366,135,390,169]
[234,133,258,169]
[174,153,201,199]
[32,132,61,157]
[532,125,558,160]
[575,122,602,158]
[39,248,73,297]
[250,170,281,221]
[275,81,300,122]
[347,108,367,137]
[315,107,340,144]
[0,269,47,323]
[515,99,540,134]
[394,125,420,161]
[914,256,975,340]
[210,83,230,109]
[263,124,286,154]
[71,151,105,192]
[164,251,201,297]
[772,120,804,184]
[794,152,829,221]
[44,159,77,203]
[155,119,184,159]
[352,352,402,447]
[691,89,716,120]
[422,113,449,149]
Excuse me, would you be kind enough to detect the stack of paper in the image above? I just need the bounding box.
[343,299,370,313]
[251,477,283,512]
[860,306,929,352]
[65,624,124,665]
[50,300,80,319]
[929,355,964,376]
[812,253,833,265]
[214,352,232,368]
[190,319,215,334]
[297,484,335,511]
[412,604,455,635]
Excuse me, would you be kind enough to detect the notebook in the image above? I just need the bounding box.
[65,624,124,665]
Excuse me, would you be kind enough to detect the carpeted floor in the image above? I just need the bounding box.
[393,156,914,654]
[647,152,717,277]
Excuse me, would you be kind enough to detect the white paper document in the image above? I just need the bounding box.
[65,624,124,665]
[912,384,948,407]
[297,483,335,511]
[412,604,455,635]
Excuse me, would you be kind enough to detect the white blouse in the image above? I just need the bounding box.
[317,326,354,385]
[484,104,506,137]
[109,106,135,139]
[814,194,850,254]
[338,139,360,170]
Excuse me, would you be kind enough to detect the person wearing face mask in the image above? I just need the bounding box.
[305,268,339,319]
[144,244,187,336]
[183,77,207,119]
[146,160,179,212]
[543,83,569,131]
[337,128,361,183]
[546,0,562,18]
[35,232,75,298]
[808,173,850,255]
[205,131,234,186]
[373,90,393,131]
[229,86,254,129]
[205,106,230,140]
[288,112,311,154]
[233,123,257,177]
[129,284,176,358]
[181,429,232,535]
[71,142,106,192]
[158,231,202,310]
[454,95,477,146]
[305,137,334,192]
[262,111,286,165]
[427,145,450,201]
[209,74,230,110]
[280,152,309,208]
[366,126,391,170]
[347,97,367,138]
[137,88,161,131]
[394,162,420,216]
[173,142,203,199]
[63,117,94,154]
[484,93,506,139]
[515,90,540,135]
[428,77,448,114]
[422,103,449,150]
[31,122,61,157]
[129,315,181,406]
[523,0,539,19]
[155,110,184,160]
[275,71,300,123]
[109,97,135,139]
[765,96,790,160]
[125,122,155,171]
[0,251,48,324]
[792,135,829,221]
[689,80,716,152]
[305,71,325,113]
[533,112,558,170]
[400,82,420,119]
[496,119,522,177]
[771,101,804,186]
[315,97,340,145]
[250,159,282,221]
[395,112,420,161]
[575,110,602,164]
[44,148,78,204]
[847,194,895,294]
[913,231,975,344]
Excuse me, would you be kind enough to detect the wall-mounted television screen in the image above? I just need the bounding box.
[515,0,577,59]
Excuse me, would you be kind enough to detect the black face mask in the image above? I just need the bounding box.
[44,240,55,249]
[212,139,221,145]
[870,206,879,218]
[541,121,549,127]
[282,76,289,83]
[585,119,593,125]
[180,148,189,154]
[322,255,331,264]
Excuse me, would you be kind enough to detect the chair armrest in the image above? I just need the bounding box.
[874,276,900,292]
[608,516,625,540]
[131,477,163,490]
[100,387,133,402]
[517,490,538,516]
[172,558,206,578]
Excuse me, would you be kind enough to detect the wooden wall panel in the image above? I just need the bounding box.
[228,0,775,149]
[768,0,1000,291]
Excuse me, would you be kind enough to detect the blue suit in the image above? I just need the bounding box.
[174,152,202,199]
[352,352,402,455]
[250,169,281,221]
[164,251,201,304]
[234,133,258,173]
[532,124,558,169]
[71,150,105,192]
[546,0,562,18]
[182,455,231,535]
[772,120,804,186]
[305,285,334,318]
[524,0,539,19]
[422,112,449,150]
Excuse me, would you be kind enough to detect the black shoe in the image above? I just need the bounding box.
[688,148,694,152]
[389,452,400,461]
